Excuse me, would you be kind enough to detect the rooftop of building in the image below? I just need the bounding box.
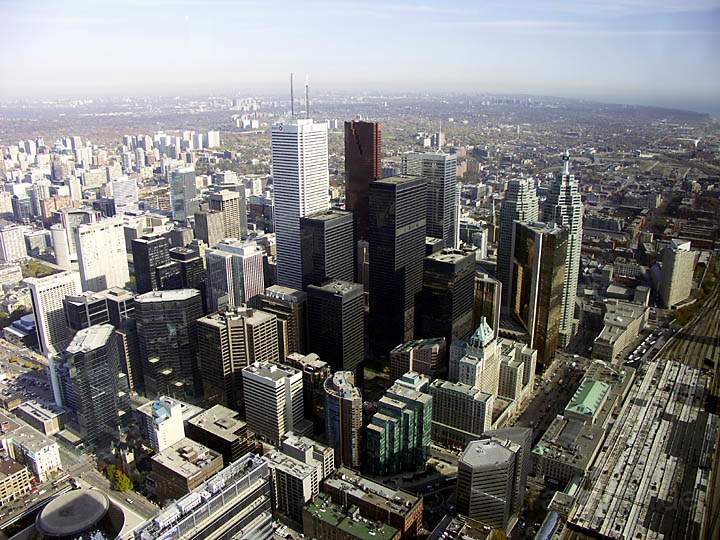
[187,405,246,442]
[324,371,361,400]
[425,248,474,264]
[263,448,317,479]
[302,209,352,222]
[305,493,399,540]
[428,514,493,540]
[152,438,221,479]
[263,285,307,303]
[14,400,64,423]
[285,352,328,372]
[200,306,275,326]
[65,323,114,354]
[390,338,445,354]
[242,361,299,382]
[565,379,611,417]
[429,379,493,402]
[326,467,420,515]
[0,458,27,478]
[308,279,363,297]
[8,424,58,452]
[460,438,517,468]
[36,489,110,537]
[135,288,200,303]
[374,174,425,187]
[136,396,183,422]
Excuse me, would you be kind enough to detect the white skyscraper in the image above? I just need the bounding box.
[110,175,139,214]
[498,178,539,308]
[205,239,265,312]
[75,217,130,292]
[0,222,27,262]
[542,152,583,346]
[271,119,329,289]
[135,396,185,453]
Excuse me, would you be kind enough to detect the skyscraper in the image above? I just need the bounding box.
[403,152,458,248]
[368,176,427,360]
[418,248,475,354]
[0,222,27,262]
[75,217,129,292]
[169,247,206,290]
[389,338,446,381]
[659,239,695,308]
[510,222,567,367]
[299,209,354,289]
[344,120,383,242]
[251,285,308,358]
[56,324,130,447]
[307,280,364,374]
[110,175,139,214]
[271,119,329,289]
[205,239,265,312]
[474,272,502,338]
[135,289,203,398]
[542,152,583,346]
[498,178,539,308]
[131,235,171,294]
[208,189,247,239]
[324,371,362,468]
[197,307,279,412]
[169,166,198,221]
[193,209,225,247]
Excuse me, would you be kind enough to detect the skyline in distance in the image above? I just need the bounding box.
[1,0,719,114]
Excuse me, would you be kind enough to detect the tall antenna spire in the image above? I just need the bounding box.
[290,72,295,118]
[305,75,310,119]
[562,149,570,175]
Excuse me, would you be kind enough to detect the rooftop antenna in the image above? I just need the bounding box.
[290,72,295,118]
[305,75,310,119]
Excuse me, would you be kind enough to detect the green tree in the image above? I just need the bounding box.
[114,469,133,492]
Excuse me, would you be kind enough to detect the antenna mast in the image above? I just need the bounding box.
[290,72,295,118]
[305,75,310,119]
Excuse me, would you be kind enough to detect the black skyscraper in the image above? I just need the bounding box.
[307,280,364,374]
[300,209,354,290]
[344,120,382,242]
[131,235,171,294]
[368,175,427,360]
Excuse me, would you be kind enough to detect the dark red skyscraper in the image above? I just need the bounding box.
[344,120,382,241]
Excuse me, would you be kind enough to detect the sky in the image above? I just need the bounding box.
[1,0,719,113]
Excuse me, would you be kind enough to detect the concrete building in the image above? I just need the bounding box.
[135,396,186,453]
[75,217,129,292]
[242,361,310,445]
[13,400,65,436]
[303,493,401,540]
[264,448,321,525]
[193,209,225,247]
[389,338,446,381]
[208,189,247,239]
[272,119,329,289]
[251,285,307,358]
[659,239,695,308]
[497,339,536,404]
[135,454,273,540]
[449,317,500,396]
[300,209,354,289]
[197,307,278,412]
[498,178,539,308]
[5,424,62,483]
[186,404,251,465]
[0,222,27,262]
[592,299,648,362]
[0,460,32,507]
[285,352,331,433]
[151,437,223,502]
[205,239,265,312]
[428,379,493,449]
[456,437,524,529]
[324,371,363,468]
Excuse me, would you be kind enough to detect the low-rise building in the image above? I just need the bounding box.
[185,404,251,465]
[151,438,223,502]
[592,299,648,362]
[0,459,32,507]
[303,493,401,540]
[13,400,65,436]
[6,425,62,482]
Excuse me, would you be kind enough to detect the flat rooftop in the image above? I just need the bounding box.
[305,493,399,540]
[303,209,352,222]
[152,438,221,480]
[14,400,64,422]
[135,288,200,303]
[326,467,420,516]
[187,405,246,442]
[460,438,517,468]
[65,323,114,354]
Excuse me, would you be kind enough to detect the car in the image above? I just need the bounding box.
[125,498,133,504]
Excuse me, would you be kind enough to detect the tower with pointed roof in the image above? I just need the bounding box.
[449,317,500,396]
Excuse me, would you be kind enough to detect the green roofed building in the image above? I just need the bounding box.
[564,379,610,424]
[303,493,400,540]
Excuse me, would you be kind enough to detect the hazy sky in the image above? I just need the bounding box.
[2,0,719,112]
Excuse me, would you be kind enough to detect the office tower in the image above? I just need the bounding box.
[56,324,131,447]
[271,119,329,289]
[428,379,493,448]
[135,396,185,453]
[498,178,539,307]
[131,235,172,294]
[169,166,198,221]
[474,272,501,337]
[198,307,279,412]
[242,361,308,445]
[63,291,110,331]
[155,260,183,290]
[449,317,501,396]
[368,176,427,360]
[404,152,458,248]
[25,271,82,359]
[75,218,129,292]
[208,189,247,238]
[0,222,27,262]
[263,448,321,525]
[169,247,206,289]
[389,338,446,381]
[11,195,32,223]
[135,289,203,398]
[186,405,251,464]
[110,175,139,214]
[324,371,363,468]
[300,209,354,289]
[456,438,524,529]
[169,226,194,248]
[542,153,583,346]
[206,130,220,148]
[307,280,364,373]
[418,248,475,351]
[135,455,273,540]
[251,285,307,357]
[660,239,695,308]
[285,352,331,433]
[365,372,432,475]
[205,240,265,312]
[194,209,225,247]
[510,222,568,367]
[344,120,383,242]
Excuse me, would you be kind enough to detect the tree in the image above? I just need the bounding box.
[114,469,133,492]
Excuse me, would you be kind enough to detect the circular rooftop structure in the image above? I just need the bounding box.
[36,489,119,538]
